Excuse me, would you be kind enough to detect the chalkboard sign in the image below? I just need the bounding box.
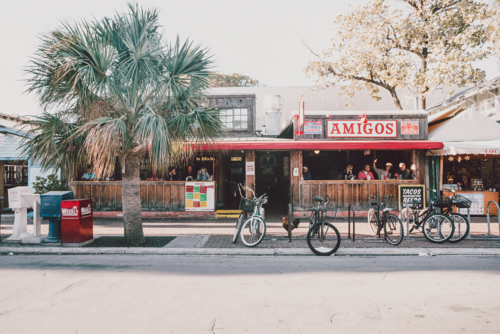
[398,185,425,211]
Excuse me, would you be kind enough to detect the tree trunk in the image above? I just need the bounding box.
[419,56,428,110]
[389,88,403,110]
[122,152,145,245]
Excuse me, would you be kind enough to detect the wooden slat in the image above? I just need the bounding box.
[179,184,185,208]
[115,185,122,209]
[148,184,155,208]
[83,185,91,200]
[156,184,164,208]
[302,184,311,208]
[359,183,369,206]
[140,185,147,208]
[100,185,109,209]
[164,184,171,208]
[91,185,99,209]
[171,184,179,209]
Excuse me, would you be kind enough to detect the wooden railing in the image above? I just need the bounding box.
[296,179,419,211]
[69,181,187,211]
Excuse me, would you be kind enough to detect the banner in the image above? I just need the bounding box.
[327,120,397,138]
[185,182,215,211]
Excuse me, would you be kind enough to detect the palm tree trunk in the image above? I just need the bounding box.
[122,152,145,245]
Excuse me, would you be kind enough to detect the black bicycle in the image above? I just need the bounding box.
[306,195,341,256]
[369,195,404,246]
[442,188,471,243]
[401,189,455,243]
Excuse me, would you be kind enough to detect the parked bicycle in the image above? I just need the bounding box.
[441,188,471,243]
[232,184,268,247]
[306,195,341,256]
[368,195,404,245]
[401,188,455,243]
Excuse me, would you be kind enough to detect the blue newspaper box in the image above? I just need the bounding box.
[40,191,74,243]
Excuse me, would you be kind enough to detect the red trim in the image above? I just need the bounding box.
[193,140,443,151]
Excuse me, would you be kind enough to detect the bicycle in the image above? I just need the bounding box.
[232,184,268,247]
[369,195,404,246]
[306,195,341,256]
[401,188,455,243]
[442,188,471,243]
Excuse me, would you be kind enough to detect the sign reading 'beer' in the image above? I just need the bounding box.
[327,120,397,138]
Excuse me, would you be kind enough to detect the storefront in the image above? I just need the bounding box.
[68,110,443,218]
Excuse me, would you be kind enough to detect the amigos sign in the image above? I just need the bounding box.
[327,120,397,138]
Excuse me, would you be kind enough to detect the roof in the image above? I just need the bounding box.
[0,126,31,138]
[290,110,428,117]
[428,140,500,156]
[194,139,442,151]
[428,103,465,125]
[428,109,500,142]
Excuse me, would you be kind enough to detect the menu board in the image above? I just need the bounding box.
[398,185,425,211]
[458,193,484,215]
[185,182,215,211]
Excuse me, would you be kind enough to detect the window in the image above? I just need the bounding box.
[220,108,248,130]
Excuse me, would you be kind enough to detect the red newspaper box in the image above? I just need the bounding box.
[61,199,93,246]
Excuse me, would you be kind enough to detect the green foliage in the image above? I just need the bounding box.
[20,3,226,179]
[32,174,64,194]
[209,72,263,87]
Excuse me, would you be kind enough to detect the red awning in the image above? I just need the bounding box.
[193,140,443,150]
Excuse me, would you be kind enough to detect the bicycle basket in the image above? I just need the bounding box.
[239,198,255,212]
[431,196,452,209]
[452,195,471,209]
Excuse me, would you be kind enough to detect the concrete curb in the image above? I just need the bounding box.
[1,245,500,256]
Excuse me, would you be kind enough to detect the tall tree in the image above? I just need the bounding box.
[209,72,262,87]
[21,4,224,245]
[305,0,493,110]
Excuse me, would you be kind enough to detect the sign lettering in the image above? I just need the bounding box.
[401,121,419,135]
[327,120,397,138]
[398,185,425,211]
[304,121,322,135]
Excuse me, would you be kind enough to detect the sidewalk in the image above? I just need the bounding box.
[1,215,499,255]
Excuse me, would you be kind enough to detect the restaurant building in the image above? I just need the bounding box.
[69,90,443,218]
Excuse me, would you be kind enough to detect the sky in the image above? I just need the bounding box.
[1,0,498,116]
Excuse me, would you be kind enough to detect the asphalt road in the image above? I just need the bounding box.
[0,255,499,334]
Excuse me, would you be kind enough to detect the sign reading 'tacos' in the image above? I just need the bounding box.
[327,120,397,138]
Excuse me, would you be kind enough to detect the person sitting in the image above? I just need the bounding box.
[398,163,411,179]
[81,166,96,181]
[373,159,392,180]
[197,168,211,181]
[302,166,312,180]
[185,164,196,181]
[341,164,355,180]
[168,167,180,181]
[357,164,375,180]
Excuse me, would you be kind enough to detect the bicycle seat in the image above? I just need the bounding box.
[383,208,393,212]
[370,200,379,206]
[314,196,324,202]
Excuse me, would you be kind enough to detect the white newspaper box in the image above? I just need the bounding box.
[7,186,31,209]
[6,187,32,242]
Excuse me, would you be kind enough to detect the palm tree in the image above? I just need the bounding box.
[20,4,224,245]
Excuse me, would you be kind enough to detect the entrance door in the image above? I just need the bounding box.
[223,154,245,209]
[255,151,290,218]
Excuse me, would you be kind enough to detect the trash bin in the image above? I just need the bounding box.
[40,191,74,243]
[61,199,93,246]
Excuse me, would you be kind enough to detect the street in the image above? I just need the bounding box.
[1,255,499,333]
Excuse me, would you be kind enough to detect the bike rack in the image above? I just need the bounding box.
[468,201,500,240]
[347,203,355,241]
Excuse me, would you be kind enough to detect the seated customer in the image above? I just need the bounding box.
[185,164,196,181]
[398,163,411,179]
[302,166,312,180]
[168,167,180,181]
[81,166,96,181]
[197,168,211,181]
[357,164,375,180]
[341,164,355,180]
[373,159,392,180]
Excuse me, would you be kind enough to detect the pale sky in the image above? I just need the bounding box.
[1,0,498,116]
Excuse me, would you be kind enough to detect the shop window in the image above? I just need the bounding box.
[4,165,28,185]
[220,108,248,130]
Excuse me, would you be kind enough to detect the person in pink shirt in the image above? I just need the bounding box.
[357,164,375,180]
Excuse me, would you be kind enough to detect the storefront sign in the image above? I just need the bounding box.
[304,121,322,135]
[246,161,255,175]
[398,185,425,211]
[185,182,215,211]
[364,150,371,156]
[326,120,397,138]
[196,156,214,161]
[401,121,419,135]
[458,193,484,215]
[231,156,242,161]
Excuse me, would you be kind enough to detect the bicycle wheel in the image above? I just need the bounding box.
[307,222,341,256]
[384,214,404,246]
[401,207,416,233]
[367,208,378,235]
[448,213,470,243]
[240,217,266,247]
[232,212,245,243]
[422,214,454,243]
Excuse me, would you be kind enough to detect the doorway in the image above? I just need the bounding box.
[255,151,290,218]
